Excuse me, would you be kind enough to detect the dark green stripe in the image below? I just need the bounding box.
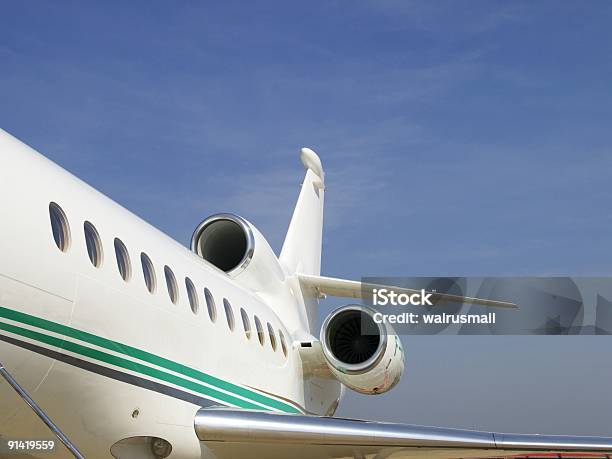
[0,320,268,410]
[0,306,299,413]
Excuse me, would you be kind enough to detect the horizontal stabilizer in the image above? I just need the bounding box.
[298,274,518,308]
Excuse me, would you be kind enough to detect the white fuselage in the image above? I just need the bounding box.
[0,131,339,458]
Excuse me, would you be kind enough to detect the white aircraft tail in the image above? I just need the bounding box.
[281,149,517,318]
[280,148,325,277]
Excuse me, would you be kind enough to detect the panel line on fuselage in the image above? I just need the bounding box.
[0,305,303,414]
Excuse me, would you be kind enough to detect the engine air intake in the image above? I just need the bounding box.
[191,214,254,274]
[320,305,404,394]
[326,309,380,365]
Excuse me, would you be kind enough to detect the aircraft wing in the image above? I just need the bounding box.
[298,274,518,309]
[195,409,612,459]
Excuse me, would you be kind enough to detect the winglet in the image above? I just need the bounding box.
[300,148,324,182]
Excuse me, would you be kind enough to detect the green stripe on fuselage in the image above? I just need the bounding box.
[0,306,300,414]
[0,321,268,410]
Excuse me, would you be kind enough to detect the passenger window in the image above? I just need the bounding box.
[141,252,156,293]
[204,288,216,322]
[267,323,277,351]
[279,330,288,357]
[223,299,235,331]
[49,202,70,252]
[185,277,199,314]
[240,308,251,339]
[83,221,102,267]
[164,266,178,304]
[254,315,264,346]
[114,238,131,281]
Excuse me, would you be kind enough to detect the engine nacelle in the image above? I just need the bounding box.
[320,305,404,395]
[191,214,285,293]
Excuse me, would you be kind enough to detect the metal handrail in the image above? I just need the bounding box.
[0,361,85,458]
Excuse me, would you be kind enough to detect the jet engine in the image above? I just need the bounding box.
[320,305,404,395]
[191,213,286,293]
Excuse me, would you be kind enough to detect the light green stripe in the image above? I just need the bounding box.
[0,306,300,413]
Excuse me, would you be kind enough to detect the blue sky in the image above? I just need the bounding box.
[2,1,612,434]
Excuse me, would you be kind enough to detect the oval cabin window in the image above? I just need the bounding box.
[84,221,103,268]
[267,323,277,351]
[141,252,156,293]
[240,308,251,339]
[114,238,131,281]
[164,266,178,304]
[279,330,288,357]
[49,202,70,252]
[204,288,216,322]
[254,316,265,346]
[185,277,199,314]
[223,299,235,331]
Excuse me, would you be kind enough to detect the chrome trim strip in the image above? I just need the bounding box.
[320,305,387,375]
[194,409,612,452]
[190,213,255,277]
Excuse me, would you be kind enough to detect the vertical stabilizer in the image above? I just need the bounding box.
[280,148,325,276]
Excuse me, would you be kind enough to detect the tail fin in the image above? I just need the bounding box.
[280,148,325,276]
